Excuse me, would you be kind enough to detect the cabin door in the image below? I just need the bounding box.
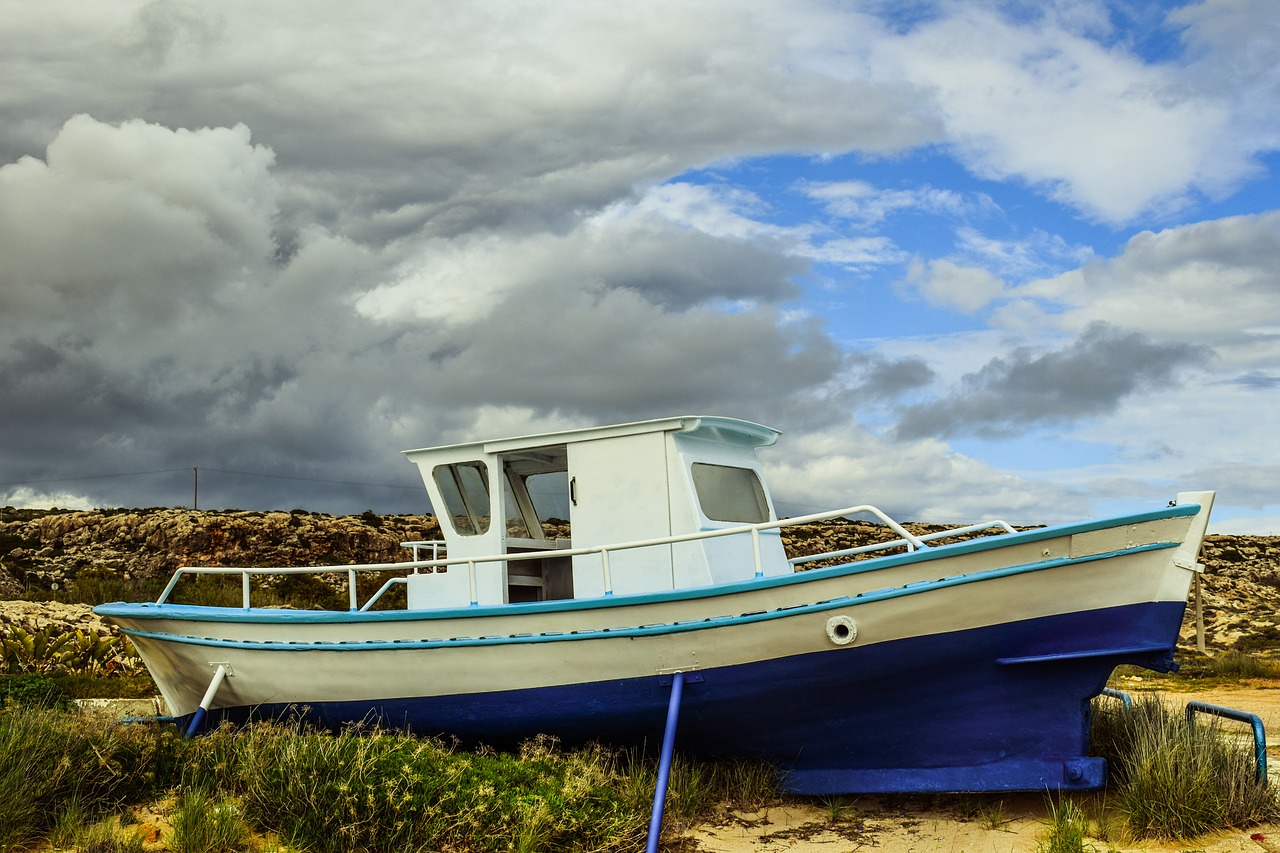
[498,447,573,602]
[567,431,674,596]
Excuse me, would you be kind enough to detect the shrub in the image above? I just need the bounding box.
[1171,650,1280,680]
[1206,651,1280,678]
[62,568,167,607]
[0,674,74,710]
[0,625,144,678]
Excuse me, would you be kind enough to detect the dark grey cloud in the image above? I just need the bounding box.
[893,323,1206,440]
[0,112,856,513]
[846,352,935,402]
[1229,371,1280,390]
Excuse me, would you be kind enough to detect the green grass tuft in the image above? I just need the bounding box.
[1036,795,1093,853]
[171,789,251,853]
[1091,693,1280,839]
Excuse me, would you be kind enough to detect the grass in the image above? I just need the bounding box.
[0,705,185,851]
[978,797,1012,830]
[1036,795,1093,853]
[171,789,251,853]
[4,705,753,852]
[1113,651,1280,688]
[183,722,659,853]
[137,715,775,853]
[4,685,1279,850]
[50,811,148,853]
[818,795,858,823]
[1089,693,1280,839]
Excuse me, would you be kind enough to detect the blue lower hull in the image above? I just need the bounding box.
[192,601,1184,793]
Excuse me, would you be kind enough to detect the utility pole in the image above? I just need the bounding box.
[193,467,199,511]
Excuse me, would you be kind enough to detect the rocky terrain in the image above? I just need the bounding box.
[1,506,1278,654]
[0,507,442,640]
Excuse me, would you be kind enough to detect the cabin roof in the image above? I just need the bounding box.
[401,415,780,459]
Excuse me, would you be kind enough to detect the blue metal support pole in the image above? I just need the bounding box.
[646,671,685,853]
[184,664,228,739]
[1101,687,1133,711]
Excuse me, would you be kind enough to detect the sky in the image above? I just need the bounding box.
[1,0,1278,534]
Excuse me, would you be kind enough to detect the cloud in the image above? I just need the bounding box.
[0,1,943,246]
[356,192,807,326]
[0,114,857,511]
[842,351,935,404]
[1170,0,1280,155]
[1180,463,1280,511]
[998,212,1280,353]
[799,180,992,225]
[1,487,96,512]
[0,115,276,316]
[1229,371,1280,390]
[898,258,1007,314]
[893,323,1206,439]
[869,3,1270,223]
[953,227,1094,280]
[1,1,1277,532]
[763,425,1088,525]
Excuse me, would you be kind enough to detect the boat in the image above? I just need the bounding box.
[95,415,1215,794]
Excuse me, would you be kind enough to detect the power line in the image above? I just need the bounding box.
[0,468,192,487]
[0,466,422,492]
[198,467,423,491]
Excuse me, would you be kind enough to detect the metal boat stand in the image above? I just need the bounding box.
[646,671,696,853]
[184,663,232,739]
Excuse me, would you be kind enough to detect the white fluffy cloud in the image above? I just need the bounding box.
[868,3,1267,223]
[898,258,1007,314]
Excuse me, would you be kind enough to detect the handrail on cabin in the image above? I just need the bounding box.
[153,506,1011,611]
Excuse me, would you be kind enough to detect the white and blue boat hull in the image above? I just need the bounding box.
[97,502,1209,794]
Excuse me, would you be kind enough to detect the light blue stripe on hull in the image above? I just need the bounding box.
[193,600,1184,794]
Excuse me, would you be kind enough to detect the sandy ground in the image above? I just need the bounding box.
[681,684,1280,853]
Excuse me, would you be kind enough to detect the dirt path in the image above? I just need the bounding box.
[682,685,1280,853]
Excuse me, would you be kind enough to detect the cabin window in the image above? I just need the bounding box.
[691,463,769,523]
[525,470,571,540]
[433,461,491,536]
[502,472,531,539]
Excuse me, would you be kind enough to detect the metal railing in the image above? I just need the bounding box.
[788,519,1017,567]
[153,506,1014,611]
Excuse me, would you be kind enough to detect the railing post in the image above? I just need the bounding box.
[601,549,614,596]
[751,528,763,578]
[241,573,251,610]
[348,569,358,611]
[468,560,478,606]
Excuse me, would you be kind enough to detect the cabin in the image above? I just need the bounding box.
[401,416,790,607]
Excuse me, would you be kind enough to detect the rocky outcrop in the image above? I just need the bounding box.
[0,507,442,593]
[1186,534,1280,651]
[0,600,106,638]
